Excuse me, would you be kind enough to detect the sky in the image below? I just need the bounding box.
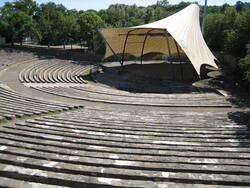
[0,0,249,10]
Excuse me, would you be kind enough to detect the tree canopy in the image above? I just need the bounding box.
[0,0,249,55]
[0,1,36,45]
[0,0,250,84]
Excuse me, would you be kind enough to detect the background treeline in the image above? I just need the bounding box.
[0,0,250,85]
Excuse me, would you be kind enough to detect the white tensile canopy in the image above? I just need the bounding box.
[99,4,218,76]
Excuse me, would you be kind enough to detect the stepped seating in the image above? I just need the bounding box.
[207,71,224,78]
[0,48,35,69]
[1,48,244,187]
[19,59,93,84]
[0,107,249,187]
[0,87,81,120]
[18,57,231,107]
[31,84,231,107]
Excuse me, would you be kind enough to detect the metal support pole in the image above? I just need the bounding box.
[140,29,154,64]
[121,29,138,66]
[201,0,208,35]
[174,39,184,81]
[165,31,175,80]
[97,29,122,64]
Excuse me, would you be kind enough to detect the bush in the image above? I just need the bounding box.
[240,43,250,84]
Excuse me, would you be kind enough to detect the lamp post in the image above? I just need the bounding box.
[201,0,208,35]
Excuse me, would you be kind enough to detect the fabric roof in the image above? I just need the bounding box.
[99,4,218,75]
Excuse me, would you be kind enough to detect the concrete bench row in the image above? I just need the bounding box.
[0,87,82,120]
[0,49,35,69]
[31,85,231,107]
[19,59,93,84]
[0,107,249,187]
[71,84,210,100]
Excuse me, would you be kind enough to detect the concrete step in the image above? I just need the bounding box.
[33,86,231,107]
[0,107,249,187]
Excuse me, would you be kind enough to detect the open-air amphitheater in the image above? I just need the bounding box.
[0,45,250,188]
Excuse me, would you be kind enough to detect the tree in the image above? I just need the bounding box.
[36,2,67,47]
[13,0,37,16]
[240,44,250,84]
[0,1,35,45]
[57,11,80,49]
[0,19,8,39]
[220,3,230,12]
[204,13,226,51]
[156,0,169,7]
[98,4,126,27]
[144,7,155,24]
[78,11,105,50]
[224,6,250,57]
[10,11,35,45]
[236,1,244,12]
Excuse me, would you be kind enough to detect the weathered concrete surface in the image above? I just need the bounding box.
[0,50,249,187]
[0,107,250,187]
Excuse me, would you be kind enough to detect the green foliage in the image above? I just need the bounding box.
[57,11,80,48]
[236,1,245,12]
[0,0,36,44]
[204,4,250,57]
[98,4,144,27]
[0,0,196,48]
[0,4,35,45]
[36,2,68,46]
[240,44,250,82]
[0,0,249,88]
[223,6,250,57]
[220,3,230,12]
[0,0,249,60]
[203,3,250,87]
[0,19,8,34]
[78,11,105,50]
[98,2,190,28]
[12,0,38,16]
[93,32,106,55]
[204,13,226,51]
[157,0,169,7]
[10,11,35,45]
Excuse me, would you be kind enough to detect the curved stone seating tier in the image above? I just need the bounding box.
[0,48,245,187]
[207,71,224,78]
[19,59,93,84]
[193,78,225,90]
[0,107,249,187]
[0,87,81,120]
[0,48,35,69]
[30,84,231,107]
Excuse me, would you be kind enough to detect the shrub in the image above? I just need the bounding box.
[240,43,250,84]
